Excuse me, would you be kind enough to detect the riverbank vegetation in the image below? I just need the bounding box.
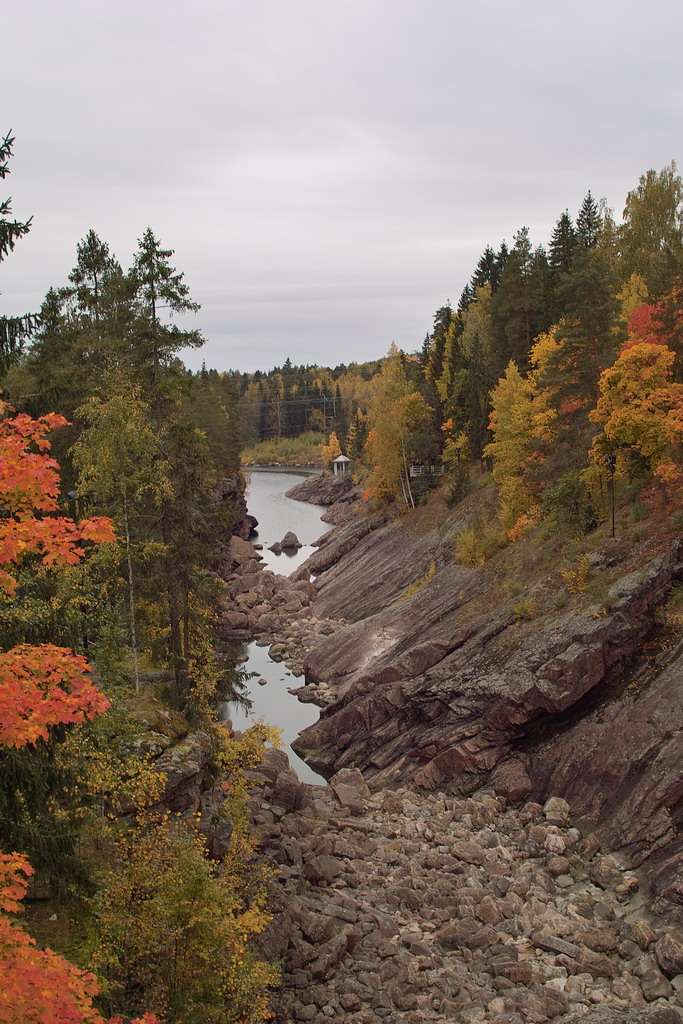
[0,134,278,1023]
[241,431,325,467]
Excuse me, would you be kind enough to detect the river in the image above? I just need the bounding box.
[223,469,327,785]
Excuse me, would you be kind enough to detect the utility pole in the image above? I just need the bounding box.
[605,454,616,538]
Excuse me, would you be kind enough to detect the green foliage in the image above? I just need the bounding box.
[0,132,39,369]
[454,516,507,567]
[241,432,325,465]
[541,472,598,534]
[630,499,649,523]
[621,162,683,296]
[92,813,279,1024]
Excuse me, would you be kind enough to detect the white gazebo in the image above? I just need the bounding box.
[332,454,351,476]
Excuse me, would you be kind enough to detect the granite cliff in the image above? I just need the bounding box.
[282,478,683,919]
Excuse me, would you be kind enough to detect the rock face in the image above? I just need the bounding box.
[282,483,683,903]
[252,753,683,1024]
[218,474,258,539]
[285,474,354,506]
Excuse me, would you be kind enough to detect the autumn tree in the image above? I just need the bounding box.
[621,162,683,296]
[590,336,683,489]
[92,814,278,1024]
[72,376,169,692]
[321,430,341,469]
[484,333,559,537]
[364,344,435,504]
[0,407,150,1024]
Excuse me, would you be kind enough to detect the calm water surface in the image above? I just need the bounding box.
[223,470,326,785]
[245,469,327,574]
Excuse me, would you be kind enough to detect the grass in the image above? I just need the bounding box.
[399,562,436,601]
[241,432,325,466]
[511,597,539,620]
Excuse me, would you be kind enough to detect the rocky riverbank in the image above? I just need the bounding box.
[211,471,683,1021]
[254,752,683,1024]
[278,478,683,917]
[216,478,359,696]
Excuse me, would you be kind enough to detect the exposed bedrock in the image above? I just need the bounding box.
[289,493,683,895]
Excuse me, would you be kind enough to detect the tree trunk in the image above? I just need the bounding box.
[122,485,140,694]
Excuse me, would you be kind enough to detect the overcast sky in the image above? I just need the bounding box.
[4,0,682,373]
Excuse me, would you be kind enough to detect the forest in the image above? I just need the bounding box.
[2,121,683,1024]
[239,165,683,539]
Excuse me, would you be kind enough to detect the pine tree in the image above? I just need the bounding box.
[0,132,39,371]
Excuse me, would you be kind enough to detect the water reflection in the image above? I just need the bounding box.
[227,470,327,785]
[245,469,325,574]
[221,643,326,785]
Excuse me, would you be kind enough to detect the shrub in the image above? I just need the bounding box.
[92,813,279,1024]
[542,472,597,534]
[560,554,590,594]
[512,598,539,620]
[630,499,649,522]
[454,517,508,567]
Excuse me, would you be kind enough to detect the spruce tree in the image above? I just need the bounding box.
[576,191,602,248]
[131,227,204,420]
[491,228,547,370]
[67,229,120,324]
[548,211,577,275]
[0,132,39,371]
[470,246,505,293]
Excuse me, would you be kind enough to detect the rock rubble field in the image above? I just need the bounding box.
[253,757,683,1024]
[218,474,683,1022]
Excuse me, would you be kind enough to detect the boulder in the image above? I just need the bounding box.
[329,768,370,816]
[655,930,683,977]
[490,759,532,802]
[280,531,302,550]
[228,534,257,567]
[271,769,307,813]
[303,855,342,885]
